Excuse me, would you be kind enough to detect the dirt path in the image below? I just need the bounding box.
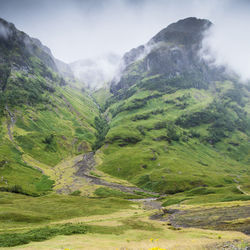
[74,152,158,195]
[237,185,250,196]
[51,154,85,194]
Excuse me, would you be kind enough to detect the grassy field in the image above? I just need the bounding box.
[0,193,248,249]
[0,192,132,231]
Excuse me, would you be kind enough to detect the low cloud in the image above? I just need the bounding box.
[0,21,11,39]
[70,53,121,90]
[201,13,250,82]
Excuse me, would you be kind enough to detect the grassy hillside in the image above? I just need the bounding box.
[0,17,102,196]
[0,17,249,249]
[100,17,250,203]
[0,85,99,195]
[0,41,100,196]
[97,80,250,202]
[92,87,112,112]
[12,86,98,165]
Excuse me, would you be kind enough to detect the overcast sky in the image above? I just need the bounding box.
[0,0,250,80]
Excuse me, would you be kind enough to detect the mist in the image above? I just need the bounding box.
[0,0,250,81]
[201,2,250,82]
[0,20,11,39]
[70,53,121,89]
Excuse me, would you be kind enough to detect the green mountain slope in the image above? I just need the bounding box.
[0,16,249,249]
[97,18,250,202]
[0,18,99,196]
[0,16,249,203]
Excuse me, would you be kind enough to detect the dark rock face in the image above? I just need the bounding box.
[0,17,76,83]
[0,18,58,73]
[0,17,74,107]
[110,17,225,94]
[150,17,211,45]
[122,45,145,67]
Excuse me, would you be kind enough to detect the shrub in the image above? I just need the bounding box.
[223,87,245,107]
[189,130,201,138]
[154,121,167,130]
[136,125,146,135]
[42,134,54,145]
[166,122,180,142]
[70,190,81,196]
[132,113,150,121]
[42,134,57,152]
[186,187,215,196]
[93,116,109,150]
[0,223,88,247]
[0,185,36,196]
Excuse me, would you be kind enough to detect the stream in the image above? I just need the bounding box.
[74,152,159,196]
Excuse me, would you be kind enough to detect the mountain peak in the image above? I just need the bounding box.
[150,17,212,45]
[167,17,211,32]
[111,17,223,94]
[0,17,59,73]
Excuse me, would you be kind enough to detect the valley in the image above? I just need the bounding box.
[0,16,249,249]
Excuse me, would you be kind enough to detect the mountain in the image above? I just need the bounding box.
[31,37,75,80]
[0,18,58,72]
[0,16,249,249]
[0,18,99,196]
[111,17,227,94]
[0,16,249,202]
[96,17,250,200]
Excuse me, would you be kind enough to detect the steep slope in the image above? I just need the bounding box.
[97,17,250,203]
[0,18,99,196]
[0,16,249,250]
